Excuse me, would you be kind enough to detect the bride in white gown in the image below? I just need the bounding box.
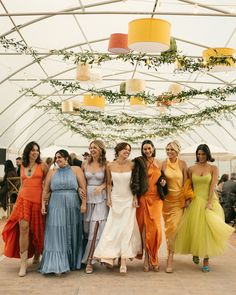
[94,142,142,274]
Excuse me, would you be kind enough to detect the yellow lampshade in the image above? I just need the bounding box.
[130,96,146,109]
[202,48,236,72]
[76,63,91,81]
[62,100,73,113]
[126,79,145,95]
[82,93,105,111]
[128,18,171,53]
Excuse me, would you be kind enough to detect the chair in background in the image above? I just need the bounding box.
[6,177,20,217]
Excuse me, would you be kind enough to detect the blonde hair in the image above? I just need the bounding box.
[166,140,181,155]
[88,140,107,166]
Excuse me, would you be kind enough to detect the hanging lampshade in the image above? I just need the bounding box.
[130,96,146,109]
[82,93,105,111]
[202,48,236,72]
[120,82,126,95]
[126,79,145,95]
[76,63,91,81]
[128,18,171,53]
[168,83,183,95]
[62,100,73,113]
[108,33,130,54]
[72,100,80,111]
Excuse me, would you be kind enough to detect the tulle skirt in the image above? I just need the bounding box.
[174,195,234,257]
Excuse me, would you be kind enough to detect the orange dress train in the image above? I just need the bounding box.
[2,164,45,258]
[136,162,163,266]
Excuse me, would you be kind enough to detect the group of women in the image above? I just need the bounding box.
[2,139,234,277]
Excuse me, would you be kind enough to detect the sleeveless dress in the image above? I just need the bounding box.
[82,167,108,264]
[2,164,45,258]
[174,173,234,257]
[163,159,184,250]
[94,171,141,265]
[136,162,163,266]
[40,166,83,274]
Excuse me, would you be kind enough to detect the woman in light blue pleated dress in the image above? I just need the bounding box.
[39,149,86,275]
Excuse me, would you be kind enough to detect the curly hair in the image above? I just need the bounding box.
[22,141,42,167]
[88,140,107,166]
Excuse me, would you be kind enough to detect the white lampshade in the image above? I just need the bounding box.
[76,63,91,81]
[62,100,73,113]
[126,79,145,95]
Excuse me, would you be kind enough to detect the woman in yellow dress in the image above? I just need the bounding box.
[162,140,193,273]
[174,144,234,272]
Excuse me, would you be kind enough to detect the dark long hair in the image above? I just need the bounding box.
[54,149,72,165]
[141,140,156,158]
[114,142,131,159]
[4,160,15,174]
[22,141,42,167]
[195,144,215,162]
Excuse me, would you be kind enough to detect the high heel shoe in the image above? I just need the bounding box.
[119,265,127,274]
[192,256,200,265]
[165,253,173,273]
[153,265,160,272]
[202,258,210,272]
[85,264,93,274]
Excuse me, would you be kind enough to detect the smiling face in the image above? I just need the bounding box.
[142,143,154,159]
[89,142,101,159]
[55,153,67,168]
[197,149,207,164]
[29,145,40,162]
[166,144,178,160]
[118,144,131,160]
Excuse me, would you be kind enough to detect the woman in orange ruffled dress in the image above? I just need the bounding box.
[161,140,194,273]
[2,141,48,277]
[131,140,167,272]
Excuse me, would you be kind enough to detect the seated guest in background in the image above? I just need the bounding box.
[82,152,89,161]
[70,153,82,167]
[15,157,22,177]
[216,173,229,203]
[0,160,18,216]
[221,172,236,223]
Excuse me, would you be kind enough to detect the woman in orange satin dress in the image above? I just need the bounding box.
[161,140,193,273]
[131,140,167,272]
[2,141,48,277]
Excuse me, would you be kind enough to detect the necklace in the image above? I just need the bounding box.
[27,163,36,176]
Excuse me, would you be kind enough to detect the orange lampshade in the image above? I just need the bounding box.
[108,33,130,54]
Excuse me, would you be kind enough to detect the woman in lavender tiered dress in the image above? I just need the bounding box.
[82,140,109,274]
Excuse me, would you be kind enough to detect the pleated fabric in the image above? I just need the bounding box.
[39,166,83,274]
[2,164,44,258]
[174,173,234,257]
[94,172,141,265]
[136,162,163,266]
[82,168,108,264]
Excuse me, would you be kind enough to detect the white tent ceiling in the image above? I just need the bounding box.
[0,0,236,156]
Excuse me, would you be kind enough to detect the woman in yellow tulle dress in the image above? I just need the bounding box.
[174,144,234,272]
[162,141,194,273]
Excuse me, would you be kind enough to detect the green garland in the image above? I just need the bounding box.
[45,79,236,104]
[1,36,235,73]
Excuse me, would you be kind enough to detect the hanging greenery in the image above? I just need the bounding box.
[1,36,236,73]
[45,79,236,104]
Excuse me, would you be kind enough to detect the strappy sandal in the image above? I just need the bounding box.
[85,264,93,274]
[202,258,210,272]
